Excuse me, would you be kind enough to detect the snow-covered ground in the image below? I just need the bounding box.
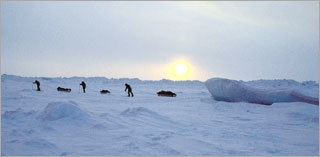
[1,74,319,156]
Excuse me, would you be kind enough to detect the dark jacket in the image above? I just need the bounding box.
[33,80,40,86]
[80,81,86,89]
[125,84,132,92]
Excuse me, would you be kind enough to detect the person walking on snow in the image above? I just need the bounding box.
[33,80,41,91]
[80,81,86,93]
[125,83,134,97]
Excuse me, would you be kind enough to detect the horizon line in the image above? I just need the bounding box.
[1,73,204,82]
[2,73,319,84]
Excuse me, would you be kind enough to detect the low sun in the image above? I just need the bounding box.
[174,63,188,75]
[169,60,192,80]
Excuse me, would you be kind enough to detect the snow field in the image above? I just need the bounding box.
[1,75,319,156]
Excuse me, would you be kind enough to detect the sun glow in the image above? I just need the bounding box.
[174,63,188,75]
[169,60,192,80]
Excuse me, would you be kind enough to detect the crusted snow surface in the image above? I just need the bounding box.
[1,74,319,156]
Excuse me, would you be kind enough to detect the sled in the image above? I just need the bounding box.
[157,91,177,97]
[57,87,71,92]
[100,90,111,94]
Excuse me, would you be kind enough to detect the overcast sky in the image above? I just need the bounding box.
[1,1,319,81]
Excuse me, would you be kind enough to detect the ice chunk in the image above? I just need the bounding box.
[205,78,319,105]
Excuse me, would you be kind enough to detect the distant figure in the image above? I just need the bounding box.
[125,83,134,97]
[33,80,40,91]
[80,81,86,93]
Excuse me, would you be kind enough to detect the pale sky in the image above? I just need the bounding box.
[1,1,319,81]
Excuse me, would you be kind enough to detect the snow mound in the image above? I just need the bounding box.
[205,78,319,105]
[38,101,90,121]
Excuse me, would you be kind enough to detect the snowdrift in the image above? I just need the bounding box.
[38,101,90,121]
[2,108,36,120]
[120,107,180,129]
[205,78,319,105]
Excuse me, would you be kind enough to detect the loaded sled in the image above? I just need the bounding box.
[157,90,176,97]
[57,87,71,92]
[100,90,110,94]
